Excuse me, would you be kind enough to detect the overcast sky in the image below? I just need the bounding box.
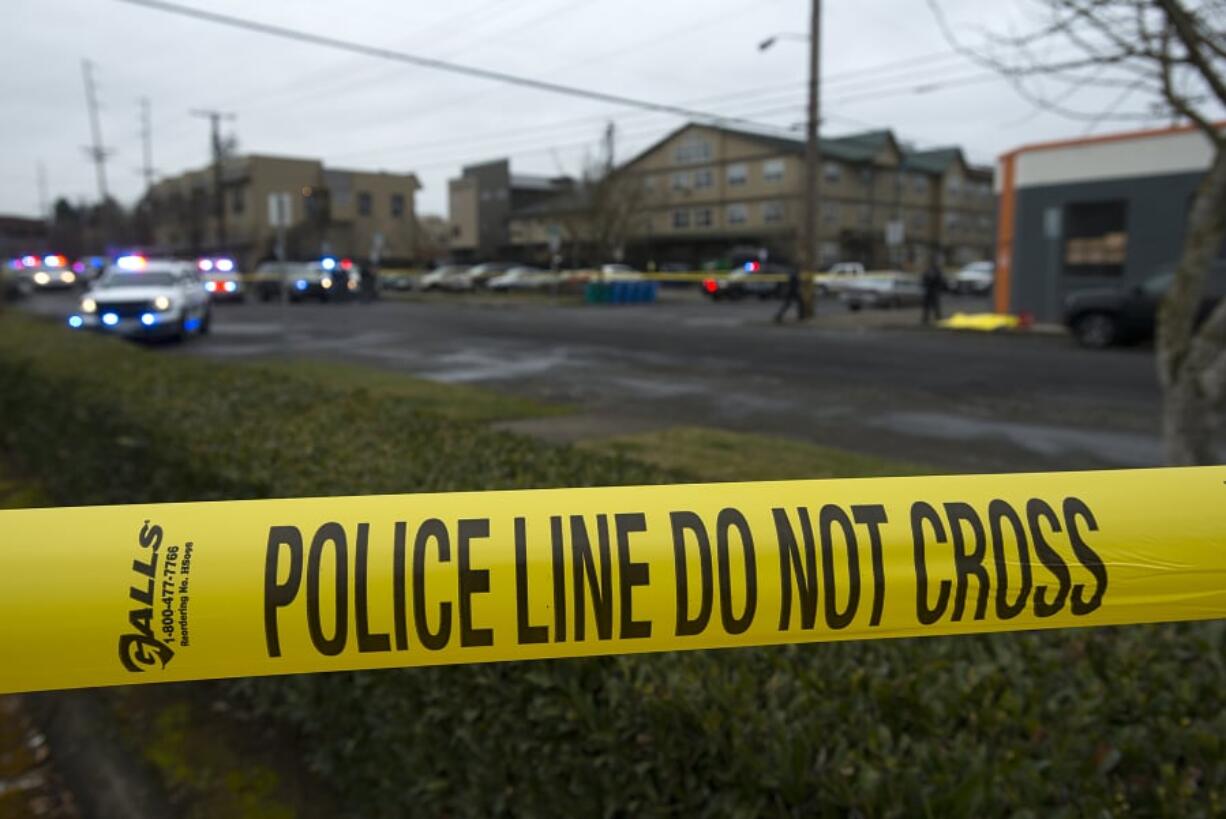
[1,0,1206,219]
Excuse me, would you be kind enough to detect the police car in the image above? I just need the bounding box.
[287,257,359,302]
[197,257,245,302]
[15,254,78,291]
[69,256,211,340]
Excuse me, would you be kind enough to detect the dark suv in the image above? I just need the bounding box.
[1063,266,1225,348]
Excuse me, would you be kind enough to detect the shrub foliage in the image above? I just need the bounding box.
[1,316,1223,817]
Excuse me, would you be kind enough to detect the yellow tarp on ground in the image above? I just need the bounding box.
[938,312,1022,332]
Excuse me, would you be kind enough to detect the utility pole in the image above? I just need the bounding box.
[603,120,615,174]
[139,97,155,189]
[80,60,112,203]
[36,162,49,223]
[800,0,821,315]
[190,108,236,252]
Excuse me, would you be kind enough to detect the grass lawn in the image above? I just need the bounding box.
[579,425,928,482]
[237,357,566,423]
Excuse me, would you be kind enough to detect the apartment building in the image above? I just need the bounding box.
[145,154,421,270]
[448,159,573,261]
[507,122,995,270]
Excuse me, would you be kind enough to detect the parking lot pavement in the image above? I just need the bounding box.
[16,289,1162,473]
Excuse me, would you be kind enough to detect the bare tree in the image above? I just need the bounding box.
[930,0,1226,464]
[553,157,651,267]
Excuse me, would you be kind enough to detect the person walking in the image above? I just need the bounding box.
[921,257,944,325]
[774,265,806,324]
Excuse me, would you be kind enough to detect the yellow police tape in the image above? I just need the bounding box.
[2,467,1224,694]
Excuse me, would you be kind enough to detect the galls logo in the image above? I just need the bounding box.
[117,521,176,673]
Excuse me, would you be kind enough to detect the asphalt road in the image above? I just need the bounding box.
[20,288,1166,472]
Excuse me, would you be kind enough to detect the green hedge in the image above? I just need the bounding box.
[2,315,1224,817]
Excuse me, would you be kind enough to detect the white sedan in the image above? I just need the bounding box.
[488,266,558,292]
[70,257,211,340]
[418,264,476,292]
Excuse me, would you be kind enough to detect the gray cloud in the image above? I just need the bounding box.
[2,0,1210,219]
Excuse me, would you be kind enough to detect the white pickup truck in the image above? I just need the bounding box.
[813,262,867,295]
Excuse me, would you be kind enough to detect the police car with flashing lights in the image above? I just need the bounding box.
[196,256,245,302]
[14,254,78,291]
[287,257,359,302]
[69,256,211,341]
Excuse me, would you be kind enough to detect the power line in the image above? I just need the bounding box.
[331,66,1002,172]
[115,0,782,130]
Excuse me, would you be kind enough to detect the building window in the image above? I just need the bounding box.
[1064,200,1128,277]
[694,207,713,227]
[391,193,406,217]
[819,241,840,266]
[946,176,961,195]
[672,171,690,191]
[693,168,714,189]
[911,211,928,230]
[726,203,748,224]
[357,191,372,216]
[727,163,748,186]
[643,175,655,191]
[763,159,785,182]
[859,167,874,187]
[823,161,842,182]
[231,187,245,215]
[763,201,785,224]
[945,211,960,231]
[672,209,690,229]
[674,136,712,164]
[822,202,839,224]
[859,205,871,226]
[912,174,929,194]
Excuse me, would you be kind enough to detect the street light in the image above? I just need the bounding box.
[758,32,808,52]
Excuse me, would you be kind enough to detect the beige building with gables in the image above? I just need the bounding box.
[503,122,995,270]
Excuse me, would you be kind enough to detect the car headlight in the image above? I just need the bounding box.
[33,272,51,285]
[60,271,76,284]
[81,297,97,314]
[154,295,172,311]
[321,276,333,289]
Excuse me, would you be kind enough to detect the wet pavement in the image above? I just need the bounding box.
[19,289,1167,472]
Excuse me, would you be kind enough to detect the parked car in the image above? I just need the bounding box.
[465,262,517,287]
[488,266,557,292]
[814,261,867,295]
[197,257,245,302]
[1063,268,1225,348]
[949,261,995,294]
[701,261,787,300]
[69,256,211,340]
[841,273,924,310]
[419,264,476,292]
[596,263,644,281]
[379,268,417,291]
